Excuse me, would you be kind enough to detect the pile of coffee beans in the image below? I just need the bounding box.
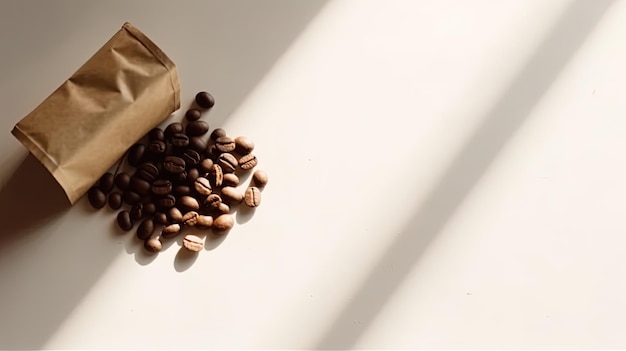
[87,91,268,254]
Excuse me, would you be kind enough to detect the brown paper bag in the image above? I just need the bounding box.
[11,22,181,204]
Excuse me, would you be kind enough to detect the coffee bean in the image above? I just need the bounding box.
[130,202,144,221]
[128,143,146,167]
[197,215,213,228]
[218,153,238,173]
[136,162,159,182]
[144,237,162,253]
[151,179,172,195]
[210,128,226,141]
[186,168,200,184]
[154,212,168,225]
[189,136,207,153]
[88,186,106,209]
[183,234,204,251]
[162,223,181,238]
[204,193,222,210]
[186,120,210,137]
[199,158,214,172]
[239,153,258,170]
[99,172,115,193]
[164,122,184,139]
[185,108,202,121]
[182,211,199,226]
[122,191,141,205]
[215,136,236,152]
[216,202,230,215]
[194,177,212,196]
[244,187,261,207]
[210,164,223,187]
[223,173,240,187]
[115,172,131,190]
[130,176,151,195]
[148,127,165,141]
[252,169,269,187]
[178,195,200,211]
[213,214,234,234]
[181,149,201,167]
[143,202,156,215]
[117,211,133,231]
[137,218,154,240]
[169,170,188,183]
[148,140,166,156]
[207,144,220,158]
[173,185,191,196]
[169,207,184,223]
[163,156,186,174]
[221,186,244,204]
[108,192,123,209]
[157,194,176,209]
[235,136,255,155]
[170,132,189,149]
[195,91,215,109]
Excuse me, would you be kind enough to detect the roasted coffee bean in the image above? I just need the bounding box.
[223,173,240,187]
[218,153,238,173]
[186,168,200,184]
[145,237,162,253]
[137,218,154,240]
[169,207,184,223]
[245,187,262,207]
[148,127,165,141]
[178,195,200,211]
[163,156,186,174]
[130,176,151,195]
[252,169,269,187]
[189,136,207,154]
[157,194,176,209]
[130,202,144,221]
[143,202,156,216]
[117,211,133,231]
[154,212,168,225]
[182,211,199,226]
[195,91,215,109]
[136,162,159,182]
[183,234,204,251]
[128,143,146,167]
[194,177,212,196]
[186,120,209,137]
[210,128,226,141]
[151,179,172,195]
[197,214,213,228]
[204,193,222,210]
[221,186,244,204]
[164,122,184,139]
[207,144,220,158]
[215,136,236,152]
[210,164,223,187]
[185,108,202,121]
[216,202,230,215]
[181,149,201,167]
[239,153,258,170]
[199,158,214,172]
[108,192,123,210]
[123,191,141,205]
[170,132,190,149]
[99,172,115,193]
[213,214,234,234]
[115,172,131,190]
[88,187,107,209]
[148,140,166,155]
[235,136,255,155]
[173,185,192,196]
[162,223,181,238]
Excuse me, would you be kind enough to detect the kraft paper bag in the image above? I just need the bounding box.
[11,22,181,204]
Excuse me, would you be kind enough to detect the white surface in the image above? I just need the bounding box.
[1,0,626,349]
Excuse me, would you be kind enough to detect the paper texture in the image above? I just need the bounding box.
[11,22,181,204]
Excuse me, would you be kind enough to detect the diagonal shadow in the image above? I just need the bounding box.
[315,0,615,348]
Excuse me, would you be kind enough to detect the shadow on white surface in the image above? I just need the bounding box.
[314,0,615,348]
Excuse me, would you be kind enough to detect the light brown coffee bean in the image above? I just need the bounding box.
[194,177,212,196]
[239,153,258,170]
[162,223,181,238]
[223,173,240,187]
[218,153,238,173]
[216,202,230,215]
[197,215,213,228]
[144,237,163,253]
[199,158,214,172]
[204,193,222,210]
[252,169,269,187]
[245,187,262,207]
[183,234,204,252]
[235,136,255,155]
[210,164,223,187]
[169,207,184,222]
[213,214,234,234]
[215,136,236,152]
[178,195,200,210]
[221,186,243,204]
[182,211,199,226]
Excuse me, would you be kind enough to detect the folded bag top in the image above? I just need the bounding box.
[12,22,181,204]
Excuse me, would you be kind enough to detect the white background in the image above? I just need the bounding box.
[1,0,626,349]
